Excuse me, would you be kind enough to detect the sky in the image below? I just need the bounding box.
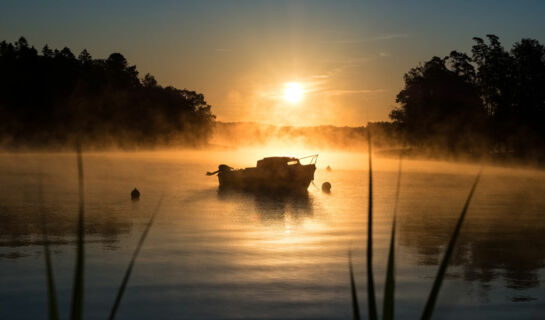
[1,0,545,126]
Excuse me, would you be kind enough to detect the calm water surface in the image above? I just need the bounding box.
[0,151,544,319]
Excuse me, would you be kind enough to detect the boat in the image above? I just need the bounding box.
[207,155,318,192]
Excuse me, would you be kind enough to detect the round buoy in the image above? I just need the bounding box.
[326,165,332,172]
[321,182,331,193]
[131,188,140,200]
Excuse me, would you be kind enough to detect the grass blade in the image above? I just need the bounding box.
[366,131,378,320]
[70,144,85,320]
[40,177,59,320]
[108,195,164,320]
[348,250,361,320]
[382,156,402,320]
[421,168,483,320]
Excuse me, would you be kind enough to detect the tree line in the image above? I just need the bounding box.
[0,37,215,148]
[212,121,399,151]
[390,35,545,161]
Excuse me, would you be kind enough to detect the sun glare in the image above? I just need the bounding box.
[283,82,304,104]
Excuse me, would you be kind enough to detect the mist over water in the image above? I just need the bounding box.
[1,150,544,319]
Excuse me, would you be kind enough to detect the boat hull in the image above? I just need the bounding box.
[218,164,316,192]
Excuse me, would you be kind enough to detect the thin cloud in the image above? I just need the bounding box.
[316,56,373,77]
[324,89,389,96]
[320,56,372,68]
[322,33,409,44]
[368,33,408,41]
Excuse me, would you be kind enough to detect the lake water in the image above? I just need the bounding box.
[1,150,544,319]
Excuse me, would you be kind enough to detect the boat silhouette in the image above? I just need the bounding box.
[207,155,317,192]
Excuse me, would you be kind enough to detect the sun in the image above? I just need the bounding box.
[283,82,304,104]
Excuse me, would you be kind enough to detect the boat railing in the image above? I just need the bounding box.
[298,154,318,165]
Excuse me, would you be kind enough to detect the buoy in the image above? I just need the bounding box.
[131,188,140,200]
[322,182,331,193]
[326,165,332,172]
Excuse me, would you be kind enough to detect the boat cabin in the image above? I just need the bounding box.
[256,157,300,169]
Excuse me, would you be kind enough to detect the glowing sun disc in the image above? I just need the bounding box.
[283,82,303,104]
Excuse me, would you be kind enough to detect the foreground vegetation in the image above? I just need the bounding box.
[350,133,482,320]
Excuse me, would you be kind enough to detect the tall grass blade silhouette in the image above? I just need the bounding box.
[382,156,402,320]
[70,144,85,320]
[421,168,483,320]
[108,195,164,320]
[39,178,59,320]
[348,250,361,320]
[366,131,378,320]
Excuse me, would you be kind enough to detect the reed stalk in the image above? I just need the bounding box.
[40,178,59,320]
[366,131,378,320]
[348,250,361,320]
[382,156,403,320]
[108,195,164,320]
[70,144,85,320]
[421,168,483,320]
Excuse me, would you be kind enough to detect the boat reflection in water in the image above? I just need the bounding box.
[217,187,313,225]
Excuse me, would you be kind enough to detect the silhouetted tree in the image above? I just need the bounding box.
[392,35,545,161]
[42,45,53,58]
[471,35,516,152]
[448,51,475,82]
[390,54,487,154]
[58,47,76,60]
[142,73,158,87]
[472,35,545,157]
[78,49,92,63]
[509,39,545,157]
[0,37,215,148]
